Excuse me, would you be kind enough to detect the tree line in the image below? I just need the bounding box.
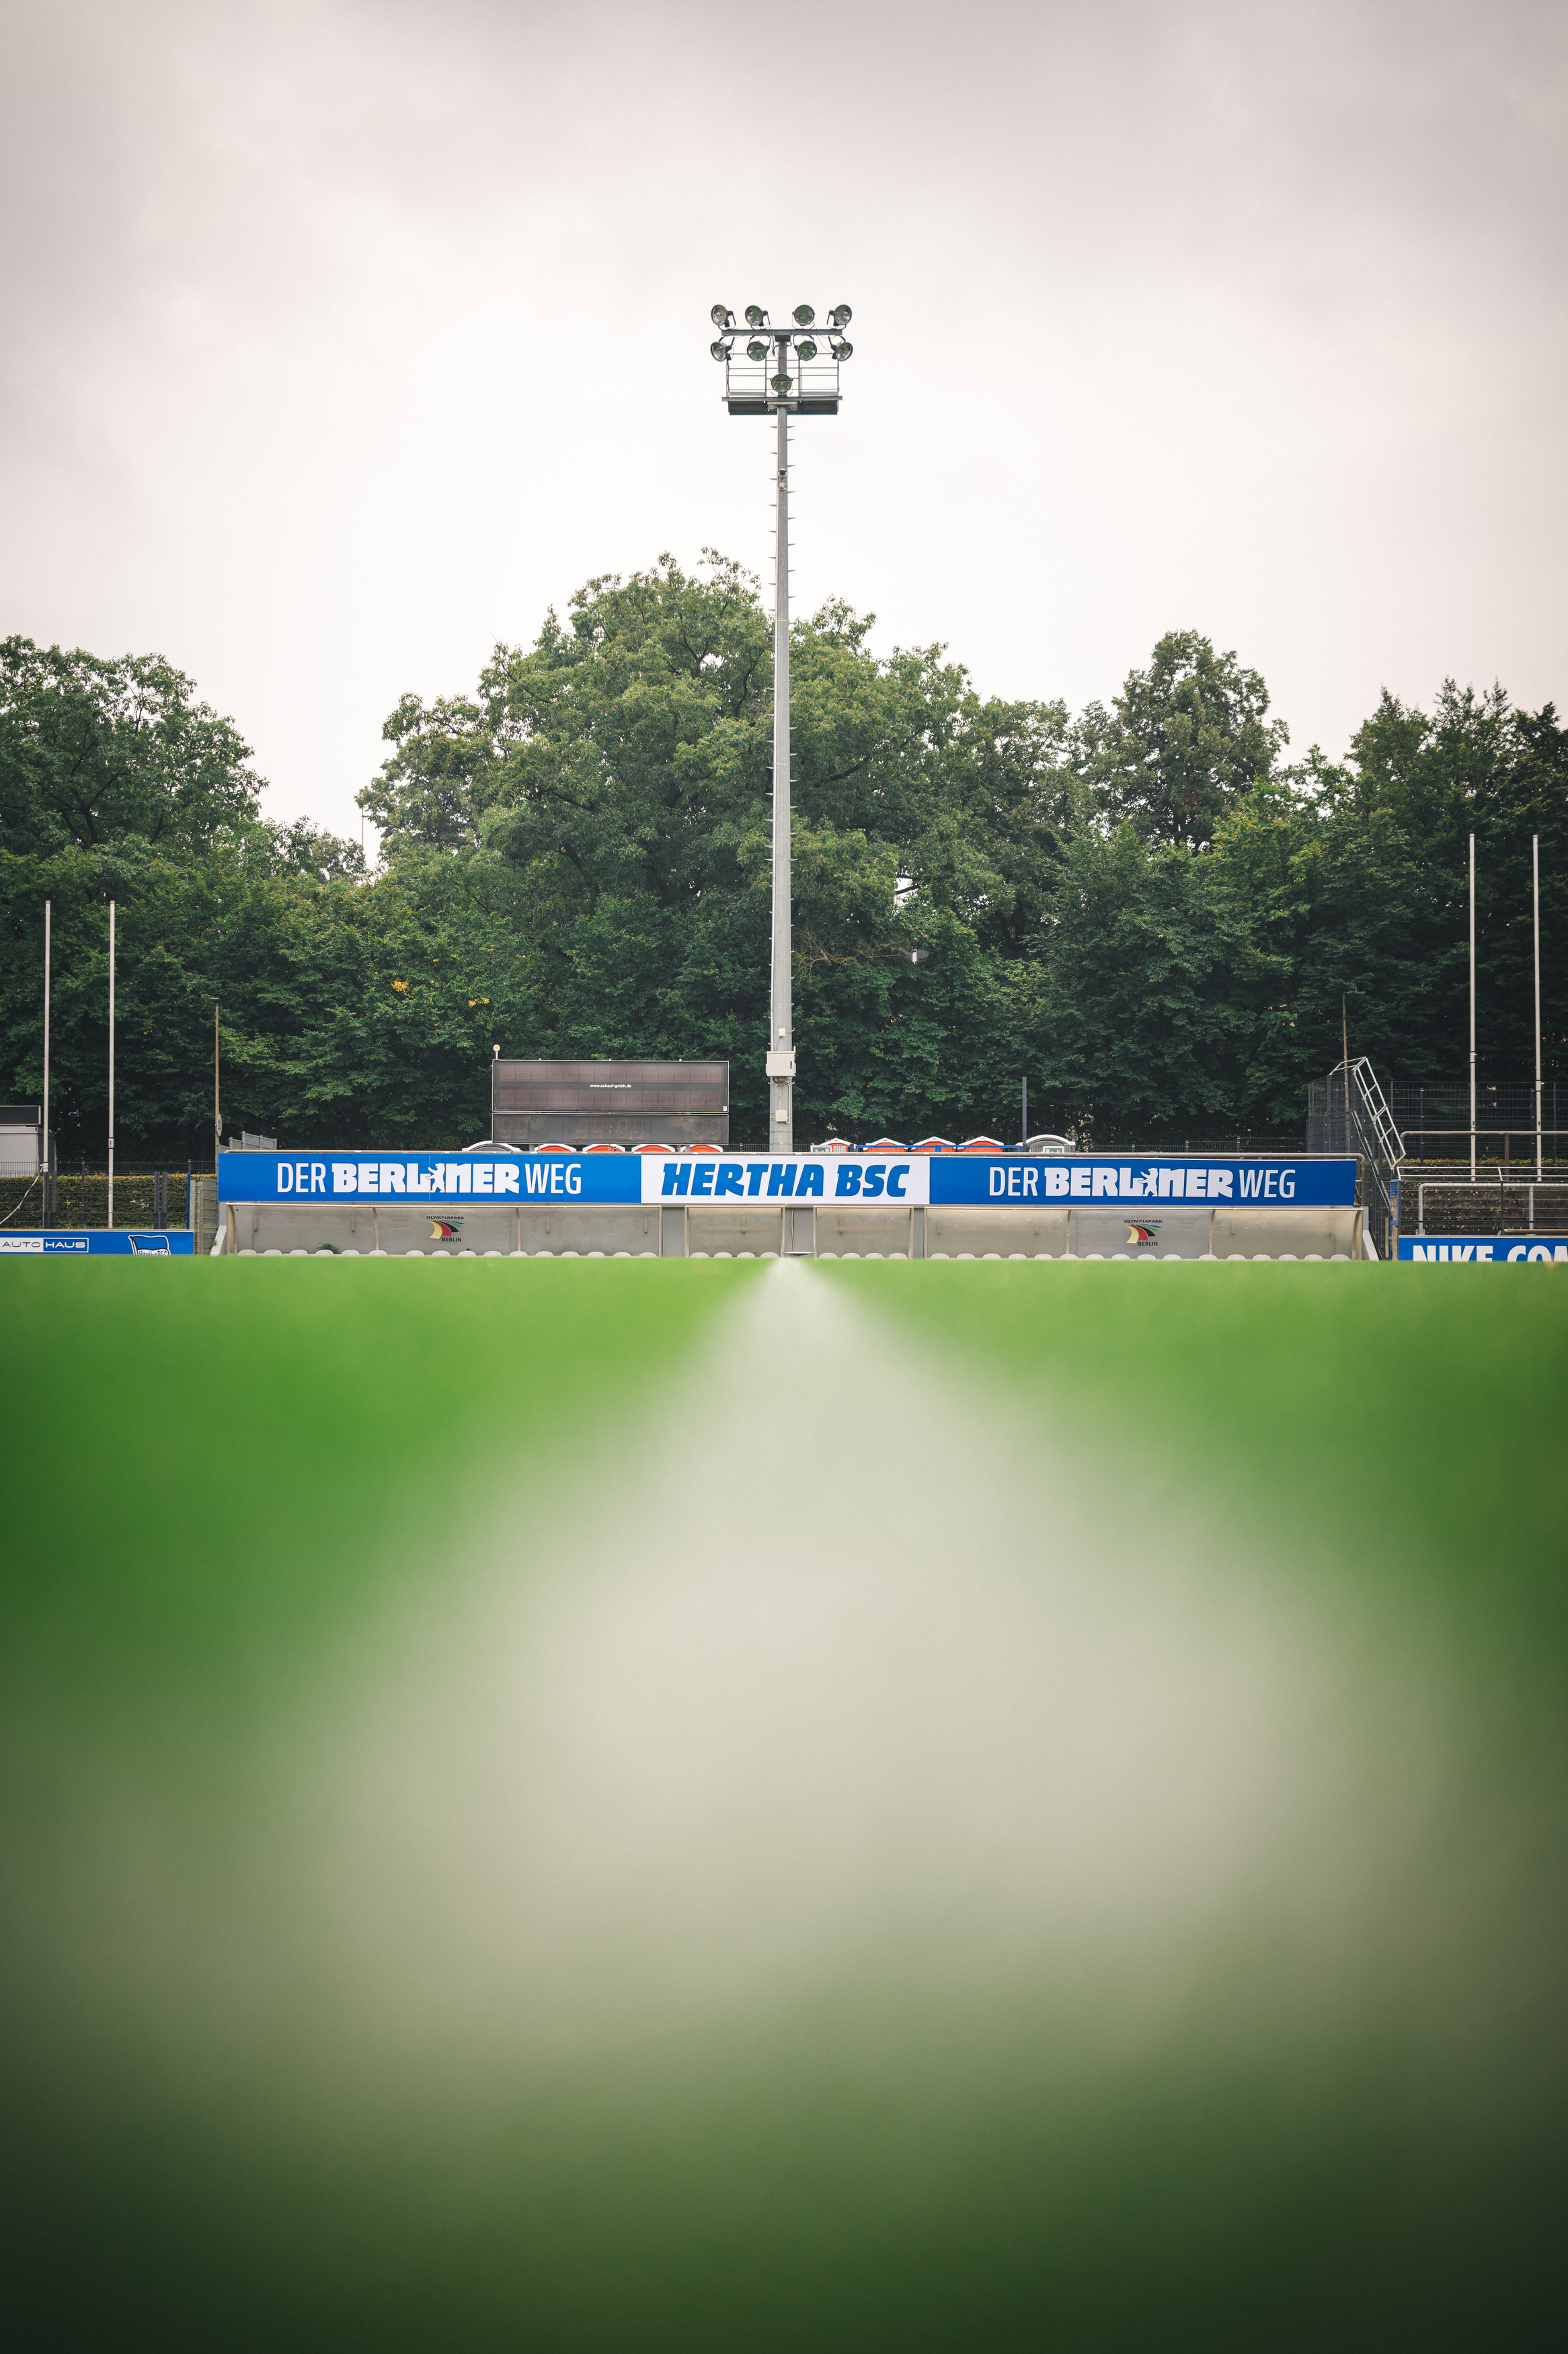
[2,559,1563,1160]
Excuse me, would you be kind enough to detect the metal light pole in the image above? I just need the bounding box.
[1525,838,1534,1186]
[709,301,854,1151]
[107,900,116,1229]
[42,895,50,1233]
[1459,833,1468,1196]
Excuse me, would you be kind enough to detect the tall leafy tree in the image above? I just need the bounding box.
[1074,630,1288,851]
[1036,824,1286,1145]
[363,556,1079,1143]
[0,637,262,858]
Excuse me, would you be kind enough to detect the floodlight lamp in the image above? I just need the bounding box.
[830,303,853,328]
[709,340,728,361]
[908,948,930,965]
[744,304,766,327]
[746,338,769,362]
[770,372,793,394]
[795,336,817,361]
[710,303,732,327]
[832,340,853,360]
[792,304,815,326]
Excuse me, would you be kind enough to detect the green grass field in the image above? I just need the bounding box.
[3,1259,1565,2351]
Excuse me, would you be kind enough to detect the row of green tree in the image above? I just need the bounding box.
[2,559,1563,1160]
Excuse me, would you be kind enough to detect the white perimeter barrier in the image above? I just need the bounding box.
[219,1202,1369,1260]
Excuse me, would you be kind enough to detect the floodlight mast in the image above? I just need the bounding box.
[771,362,793,1151]
[707,302,853,1151]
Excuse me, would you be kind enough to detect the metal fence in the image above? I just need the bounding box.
[1409,1180,1568,1236]
[1302,1063,1401,1257]
[1310,1077,1567,1172]
[0,1166,195,1233]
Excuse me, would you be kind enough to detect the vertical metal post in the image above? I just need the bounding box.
[1525,838,1534,1186]
[1021,1075,1027,1147]
[1459,838,1468,1186]
[107,901,116,1229]
[42,895,50,1233]
[214,1001,221,1175]
[768,377,794,1153]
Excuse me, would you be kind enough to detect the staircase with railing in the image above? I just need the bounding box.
[1315,1060,1401,1256]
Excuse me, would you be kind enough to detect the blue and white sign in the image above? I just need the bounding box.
[639,1155,1355,1205]
[1399,1236,1568,1262]
[218,1149,1358,1210]
[219,1151,640,1205]
[0,1231,194,1256]
[645,1154,927,1203]
[926,1157,1358,1207]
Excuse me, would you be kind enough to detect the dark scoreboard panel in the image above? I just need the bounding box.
[490,1059,730,1149]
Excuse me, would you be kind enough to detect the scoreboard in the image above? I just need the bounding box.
[490,1059,729,1150]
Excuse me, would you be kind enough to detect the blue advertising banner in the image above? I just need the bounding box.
[0,1231,194,1256]
[644,1155,926,1203]
[218,1149,1359,1210]
[219,1151,641,1205]
[927,1157,1359,1207]
[1399,1236,1568,1262]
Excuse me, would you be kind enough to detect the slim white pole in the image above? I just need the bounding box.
[1459,838,1468,1186]
[42,899,50,1233]
[768,379,793,1153]
[1525,838,1534,1186]
[107,901,116,1229]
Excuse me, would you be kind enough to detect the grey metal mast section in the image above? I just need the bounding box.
[771,383,793,1147]
[709,300,854,1153]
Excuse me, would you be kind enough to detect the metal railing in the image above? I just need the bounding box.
[723,358,842,414]
[1344,1080,1563,1179]
[1397,1129,1568,1173]
[1312,1061,1400,1256]
[1308,1069,1568,1248]
[1413,1178,1568,1236]
[0,1165,194,1231]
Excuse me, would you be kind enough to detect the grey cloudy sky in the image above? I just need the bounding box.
[2,0,1564,838]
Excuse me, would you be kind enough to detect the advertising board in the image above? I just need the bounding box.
[0,1231,194,1255]
[219,1151,1358,1210]
[923,1157,1356,1207]
[491,1059,728,1149]
[220,1153,642,1204]
[1399,1236,1568,1262]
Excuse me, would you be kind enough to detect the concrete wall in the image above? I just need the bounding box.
[686,1207,791,1256]
[227,1203,662,1254]
[816,1207,919,1257]
[1208,1207,1363,1259]
[925,1207,1070,1258]
[221,1199,1369,1258]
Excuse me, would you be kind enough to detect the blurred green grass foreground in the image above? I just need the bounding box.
[2,1258,1565,2351]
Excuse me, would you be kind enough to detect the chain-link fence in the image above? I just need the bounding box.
[0,1166,198,1233]
[1301,1065,1400,1257]
[1310,1078,1567,1172]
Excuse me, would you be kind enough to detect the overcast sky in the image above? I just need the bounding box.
[2,0,1564,839]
